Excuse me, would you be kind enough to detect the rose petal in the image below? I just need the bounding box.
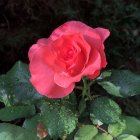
[29,44,75,98]
[82,48,101,75]
[28,44,40,61]
[51,21,104,70]
[94,28,109,68]
[48,21,109,68]
[88,70,100,79]
[54,72,81,88]
[84,32,107,68]
[47,34,91,74]
[46,83,75,98]
[95,28,110,42]
[49,21,101,43]
[40,21,106,69]
[37,38,49,45]
[29,45,53,94]
[54,48,101,88]
[99,47,107,68]
[30,64,54,96]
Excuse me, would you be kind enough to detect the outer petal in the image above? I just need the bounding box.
[54,72,81,89]
[88,70,100,79]
[95,28,110,42]
[37,38,49,45]
[99,48,107,68]
[48,21,101,43]
[82,48,101,75]
[46,83,75,98]
[29,44,53,94]
[84,29,109,68]
[28,44,74,98]
[37,38,54,46]
[95,28,110,68]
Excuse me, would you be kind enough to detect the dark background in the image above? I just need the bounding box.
[0,0,140,117]
[0,0,140,74]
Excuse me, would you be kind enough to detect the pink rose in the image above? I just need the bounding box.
[28,21,110,98]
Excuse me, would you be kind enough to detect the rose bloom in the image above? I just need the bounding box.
[28,21,110,98]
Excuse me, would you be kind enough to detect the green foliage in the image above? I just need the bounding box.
[98,70,140,97]
[90,97,122,124]
[90,117,103,126]
[0,105,35,121]
[0,60,139,140]
[0,123,39,140]
[23,114,51,140]
[122,116,140,137]
[108,119,126,137]
[0,75,10,105]
[117,134,139,140]
[23,114,41,134]
[97,71,112,80]
[93,133,113,140]
[98,81,122,97]
[74,125,98,140]
[41,99,78,139]
[0,61,43,106]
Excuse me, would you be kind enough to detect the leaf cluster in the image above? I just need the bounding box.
[0,61,140,140]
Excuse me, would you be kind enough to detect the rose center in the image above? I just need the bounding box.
[63,49,74,60]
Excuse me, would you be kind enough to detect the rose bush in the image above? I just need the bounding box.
[28,21,110,98]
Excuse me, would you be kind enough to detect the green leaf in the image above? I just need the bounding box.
[122,116,140,136]
[23,114,41,134]
[0,123,39,140]
[0,105,35,121]
[23,114,51,140]
[67,129,77,140]
[98,70,140,97]
[74,125,98,140]
[60,92,77,110]
[0,61,43,106]
[94,133,113,140]
[0,75,10,106]
[108,119,126,137]
[117,134,139,140]
[90,97,122,124]
[41,99,78,139]
[90,117,103,126]
[97,71,112,80]
[98,81,123,97]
